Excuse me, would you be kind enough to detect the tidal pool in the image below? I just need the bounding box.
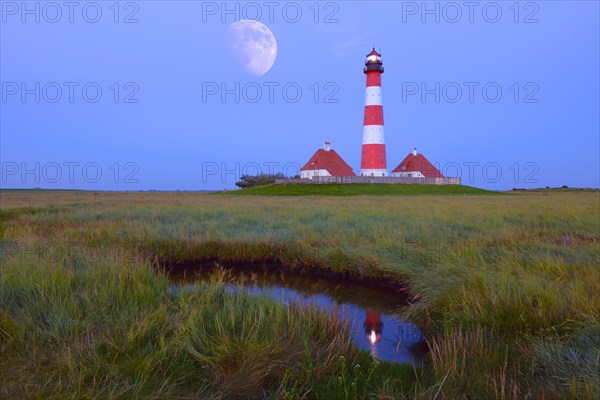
[169,265,427,365]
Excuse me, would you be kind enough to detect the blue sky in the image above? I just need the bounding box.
[1,1,599,190]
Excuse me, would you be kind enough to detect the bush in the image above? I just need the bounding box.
[235,173,286,189]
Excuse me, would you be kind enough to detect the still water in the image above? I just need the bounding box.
[169,265,427,365]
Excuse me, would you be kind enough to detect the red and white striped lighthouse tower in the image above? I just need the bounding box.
[360,48,388,177]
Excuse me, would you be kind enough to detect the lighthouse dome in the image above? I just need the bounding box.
[367,48,381,57]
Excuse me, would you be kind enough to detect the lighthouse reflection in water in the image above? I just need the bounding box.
[365,310,382,346]
[170,265,427,365]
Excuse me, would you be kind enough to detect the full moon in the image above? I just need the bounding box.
[227,20,277,76]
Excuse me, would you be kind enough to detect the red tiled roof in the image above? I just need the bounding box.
[391,153,444,178]
[301,149,356,176]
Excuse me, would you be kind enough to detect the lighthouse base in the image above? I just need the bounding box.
[359,169,389,177]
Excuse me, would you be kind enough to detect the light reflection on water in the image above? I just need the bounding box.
[169,265,427,365]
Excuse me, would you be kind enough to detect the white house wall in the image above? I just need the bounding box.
[300,169,332,179]
[392,171,426,178]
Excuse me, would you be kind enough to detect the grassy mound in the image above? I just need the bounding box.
[225,183,497,196]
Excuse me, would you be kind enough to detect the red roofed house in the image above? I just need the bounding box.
[300,142,356,179]
[391,148,444,178]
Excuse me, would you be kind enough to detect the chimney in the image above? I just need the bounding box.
[324,142,331,151]
[413,147,417,156]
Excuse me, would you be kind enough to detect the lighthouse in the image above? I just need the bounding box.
[360,48,388,177]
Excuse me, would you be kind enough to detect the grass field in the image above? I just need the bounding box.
[1,189,599,399]
[225,183,497,196]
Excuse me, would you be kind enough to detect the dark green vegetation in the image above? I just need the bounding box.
[235,173,292,189]
[1,190,599,399]
[227,183,496,196]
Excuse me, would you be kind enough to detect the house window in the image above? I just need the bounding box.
[401,165,406,170]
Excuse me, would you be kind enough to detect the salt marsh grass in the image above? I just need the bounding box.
[1,189,598,398]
